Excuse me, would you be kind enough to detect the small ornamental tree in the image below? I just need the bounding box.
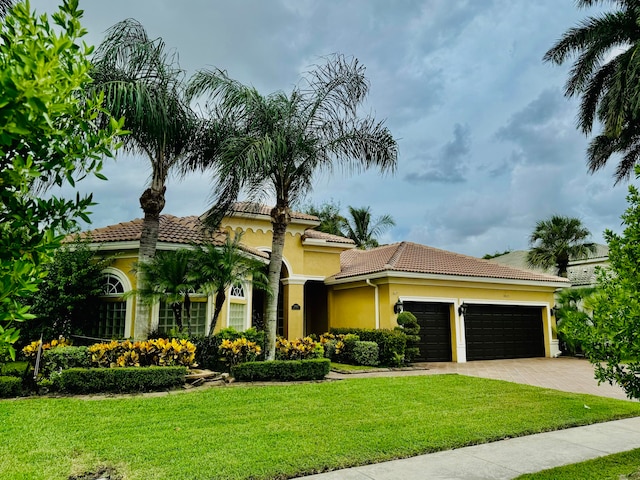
[395,311,420,363]
[581,166,640,399]
[0,0,122,359]
[22,238,110,343]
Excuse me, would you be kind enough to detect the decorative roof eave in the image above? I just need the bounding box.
[225,210,321,228]
[324,269,570,289]
[302,238,356,249]
[82,239,270,262]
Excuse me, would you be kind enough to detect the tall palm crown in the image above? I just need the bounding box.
[526,215,597,277]
[90,19,195,259]
[91,19,196,337]
[343,206,395,249]
[185,55,398,358]
[544,0,640,183]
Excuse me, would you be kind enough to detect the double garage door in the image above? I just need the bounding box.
[404,302,545,362]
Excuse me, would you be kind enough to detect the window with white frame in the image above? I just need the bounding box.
[158,299,208,335]
[95,273,126,339]
[228,281,247,331]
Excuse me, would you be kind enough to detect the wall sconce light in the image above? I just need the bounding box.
[393,299,404,314]
[458,303,468,316]
[291,303,301,311]
[550,305,557,317]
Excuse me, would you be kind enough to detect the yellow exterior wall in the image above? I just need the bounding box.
[329,283,376,329]
[328,275,560,360]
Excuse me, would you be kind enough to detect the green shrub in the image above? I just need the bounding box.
[53,366,187,394]
[323,339,337,359]
[339,334,360,363]
[231,358,330,381]
[395,311,421,363]
[0,376,22,397]
[0,361,29,377]
[330,328,406,366]
[40,346,90,377]
[190,328,266,372]
[190,335,219,370]
[352,341,379,366]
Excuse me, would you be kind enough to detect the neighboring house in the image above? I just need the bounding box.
[488,245,609,287]
[82,203,570,363]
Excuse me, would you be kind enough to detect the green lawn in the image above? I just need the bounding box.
[2,374,640,480]
[516,448,640,479]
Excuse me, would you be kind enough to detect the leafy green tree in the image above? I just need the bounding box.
[90,18,197,337]
[580,168,640,398]
[343,206,395,249]
[302,200,346,237]
[0,0,121,359]
[22,238,110,342]
[192,234,269,336]
[554,286,596,355]
[132,249,199,334]
[527,215,596,277]
[544,0,640,183]
[185,55,398,359]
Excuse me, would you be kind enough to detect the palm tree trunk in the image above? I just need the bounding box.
[171,302,183,332]
[134,185,166,339]
[208,288,226,336]
[265,207,290,360]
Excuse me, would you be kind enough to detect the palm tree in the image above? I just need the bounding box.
[526,215,597,277]
[131,249,199,334]
[343,206,395,249]
[184,54,398,359]
[90,19,196,337]
[0,0,12,17]
[192,233,269,336]
[544,0,640,183]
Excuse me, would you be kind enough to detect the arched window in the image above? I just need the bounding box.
[96,272,128,339]
[103,274,125,295]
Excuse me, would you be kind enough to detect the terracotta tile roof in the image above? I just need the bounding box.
[332,241,570,283]
[78,215,269,260]
[303,229,355,245]
[229,202,320,222]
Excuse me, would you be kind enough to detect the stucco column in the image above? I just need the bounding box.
[281,278,306,339]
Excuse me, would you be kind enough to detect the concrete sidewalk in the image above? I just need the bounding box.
[296,416,640,479]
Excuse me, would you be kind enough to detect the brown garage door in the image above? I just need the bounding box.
[404,301,452,362]
[464,304,544,361]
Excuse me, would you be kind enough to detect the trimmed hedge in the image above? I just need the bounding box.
[231,358,330,382]
[0,361,29,377]
[0,375,22,398]
[52,366,187,394]
[330,328,407,366]
[41,346,91,377]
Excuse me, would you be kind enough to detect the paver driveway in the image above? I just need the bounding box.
[329,357,633,401]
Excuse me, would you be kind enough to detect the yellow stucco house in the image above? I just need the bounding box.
[83,203,569,363]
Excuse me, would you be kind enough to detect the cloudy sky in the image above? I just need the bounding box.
[32,0,636,257]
